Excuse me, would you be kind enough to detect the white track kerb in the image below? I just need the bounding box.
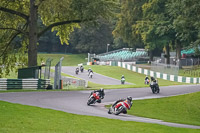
[110,61,200,84]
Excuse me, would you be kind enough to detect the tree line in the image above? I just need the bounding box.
[0,0,200,76]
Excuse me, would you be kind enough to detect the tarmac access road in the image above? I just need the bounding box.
[0,84,200,129]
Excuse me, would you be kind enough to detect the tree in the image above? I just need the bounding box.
[69,19,114,54]
[166,0,200,60]
[113,0,146,49]
[0,0,118,77]
[134,0,178,63]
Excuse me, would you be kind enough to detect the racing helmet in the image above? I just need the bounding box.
[127,96,132,101]
[100,88,104,92]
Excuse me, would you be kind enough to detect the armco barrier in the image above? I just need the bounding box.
[0,79,50,90]
[110,61,200,84]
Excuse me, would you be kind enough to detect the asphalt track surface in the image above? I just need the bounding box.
[61,66,133,85]
[0,84,200,129]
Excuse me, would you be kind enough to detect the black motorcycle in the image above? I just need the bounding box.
[150,82,160,94]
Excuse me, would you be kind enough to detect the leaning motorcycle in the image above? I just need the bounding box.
[145,79,150,85]
[121,78,125,84]
[80,67,84,73]
[75,69,79,75]
[89,72,93,78]
[87,92,100,105]
[108,100,131,115]
[150,82,160,94]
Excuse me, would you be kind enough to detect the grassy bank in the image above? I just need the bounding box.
[3,54,87,79]
[128,92,200,126]
[38,53,87,66]
[85,65,185,87]
[0,101,199,133]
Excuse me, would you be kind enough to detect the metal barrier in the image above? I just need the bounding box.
[50,72,88,88]
[151,62,179,76]
[44,58,53,79]
[0,79,50,90]
[54,57,64,89]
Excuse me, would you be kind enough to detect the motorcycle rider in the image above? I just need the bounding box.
[150,76,157,83]
[88,68,92,73]
[75,67,79,74]
[80,65,84,72]
[121,75,125,79]
[150,76,159,88]
[121,75,125,84]
[145,75,149,81]
[90,88,105,103]
[112,96,133,114]
[145,75,149,84]
[88,68,93,76]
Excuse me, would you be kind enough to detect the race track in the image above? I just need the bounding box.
[0,84,200,129]
[61,66,133,85]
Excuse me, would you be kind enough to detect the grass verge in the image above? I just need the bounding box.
[85,65,185,87]
[38,53,87,66]
[0,101,199,133]
[128,92,200,126]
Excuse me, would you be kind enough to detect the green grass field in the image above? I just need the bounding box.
[0,100,199,133]
[3,54,87,79]
[128,92,200,126]
[38,53,87,66]
[85,65,185,88]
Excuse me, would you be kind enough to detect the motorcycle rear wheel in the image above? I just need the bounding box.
[156,87,160,93]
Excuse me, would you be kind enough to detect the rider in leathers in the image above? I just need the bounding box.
[112,96,132,114]
[80,65,84,72]
[90,88,105,103]
[145,75,149,81]
[150,77,159,88]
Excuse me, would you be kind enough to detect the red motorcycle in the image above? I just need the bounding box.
[87,92,100,105]
[108,100,132,115]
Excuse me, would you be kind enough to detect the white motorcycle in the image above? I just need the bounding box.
[89,72,93,78]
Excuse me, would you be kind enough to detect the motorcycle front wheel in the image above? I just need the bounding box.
[87,97,95,105]
[156,87,160,93]
[114,105,124,115]
[151,87,155,94]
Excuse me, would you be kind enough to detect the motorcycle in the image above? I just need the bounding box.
[150,81,160,94]
[145,79,150,85]
[108,100,132,115]
[80,67,84,73]
[121,78,125,84]
[87,92,100,105]
[75,69,79,75]
[89,72,93,78]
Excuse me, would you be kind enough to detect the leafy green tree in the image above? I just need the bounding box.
[166,0,200,59]
[135,0,175,63]
[69,19,114,54]
[0,0,118,77]
[113,0,146,49]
